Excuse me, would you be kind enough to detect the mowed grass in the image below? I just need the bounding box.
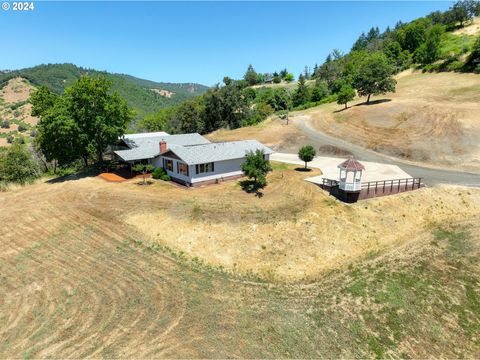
[0,173,479,357]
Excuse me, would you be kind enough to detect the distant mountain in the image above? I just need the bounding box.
[0,63,209,117]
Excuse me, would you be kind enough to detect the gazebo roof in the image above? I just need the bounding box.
[337,156,365,171]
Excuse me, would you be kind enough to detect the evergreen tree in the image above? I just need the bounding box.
[244,64,258,86]
[292,74,310,107]
[352,32,368,51]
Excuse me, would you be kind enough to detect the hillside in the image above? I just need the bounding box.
[0,64,209,117]
[1,163,479,357]
[305,71,480,172]
[210,64,480,173]
[0,78,37,147]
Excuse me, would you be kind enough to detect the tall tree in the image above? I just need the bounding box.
[244,64,258,86]
[311,80,330,102]
[35,97,84,169]
[366,26,380,42]
[292,74,310,107]
[414,24,445,65]
[352,32,368,51]
[34,76,133,166]
[64,76,133,163]
[354,52,397,104]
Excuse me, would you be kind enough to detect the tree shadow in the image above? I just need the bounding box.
[294,167,312,172]
[355,99,392,106]
[333,107,350,113]
[46,168,99,184]
[239,179,264,198]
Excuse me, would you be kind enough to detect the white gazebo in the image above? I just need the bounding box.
[338,156,365,192]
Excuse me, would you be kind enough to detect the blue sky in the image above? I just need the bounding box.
[1,1,452,85]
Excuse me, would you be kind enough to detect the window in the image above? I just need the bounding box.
[195,162,214,174]
[164,159,173,172]
[177,162,189,176]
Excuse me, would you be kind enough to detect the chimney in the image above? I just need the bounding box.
[160,140,167,154]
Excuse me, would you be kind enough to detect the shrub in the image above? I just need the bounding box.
[18,124,27,132]
[8,100,27,111]
[6,135,14,144]
[0,120,10,129]
[0,143,39,184]
[13,110,21,118]
[152,167,166,179]
[160,174,171,181]
[446,60,465,72]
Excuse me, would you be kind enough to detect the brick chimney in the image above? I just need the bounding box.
[159,140,167,154]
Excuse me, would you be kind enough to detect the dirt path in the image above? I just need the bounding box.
[292,114,480,187]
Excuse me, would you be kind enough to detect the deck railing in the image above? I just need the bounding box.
[321,177,423,191]
[363,177,423,194]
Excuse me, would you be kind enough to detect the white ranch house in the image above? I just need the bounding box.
[112,132,273,186]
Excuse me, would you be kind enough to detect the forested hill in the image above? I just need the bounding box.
[0,63,209,117]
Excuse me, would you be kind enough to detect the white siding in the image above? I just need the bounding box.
[152,154,270,185]
[190,157,245,184]
[153,155,191,183]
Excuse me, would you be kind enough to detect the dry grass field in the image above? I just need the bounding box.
[207,117,310,153]
[1,166,479,357]
[306,71,480,171]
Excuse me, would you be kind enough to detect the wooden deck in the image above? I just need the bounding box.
[319,177,425,202]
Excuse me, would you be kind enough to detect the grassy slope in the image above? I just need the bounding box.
[0,64,208,117]
[303,71,480,171]
[0,78,37,146]
[0,173,479,357]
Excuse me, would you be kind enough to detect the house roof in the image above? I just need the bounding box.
[165,140,274,166]
[115,132,210,161]
[337,157,365,171]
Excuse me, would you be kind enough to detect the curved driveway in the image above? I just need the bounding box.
[292,116,480,187]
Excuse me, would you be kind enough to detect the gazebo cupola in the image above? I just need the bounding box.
[338,156,365,192]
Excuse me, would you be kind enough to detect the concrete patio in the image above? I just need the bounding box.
[270,153,413,185]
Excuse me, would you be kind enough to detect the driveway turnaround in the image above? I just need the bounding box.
[270,153,412,185]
